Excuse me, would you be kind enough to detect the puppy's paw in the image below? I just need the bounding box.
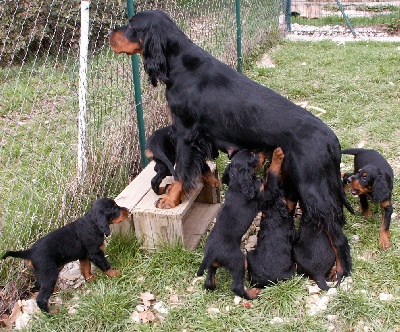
[245,288,261,300]
[269,147,285,173]
[105,269,121,277]
[85,274,97,282]
[155,197,179,209]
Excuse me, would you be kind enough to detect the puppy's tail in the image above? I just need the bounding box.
[341,148,362,156]
[196,256,212,277]
[2,250,31,260]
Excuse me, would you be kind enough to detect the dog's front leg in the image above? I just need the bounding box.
[88,250,121,278]
[379,201,393,249]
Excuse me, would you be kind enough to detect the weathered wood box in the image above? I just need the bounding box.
[113,161,221,250]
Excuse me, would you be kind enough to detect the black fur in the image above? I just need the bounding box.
[197,149,283,299]
[342,148,394,249]
[2,198,128,313]
[109,9,352,279]
[247,197,296,288]
[293,216,336,290]
[146,125,219,195]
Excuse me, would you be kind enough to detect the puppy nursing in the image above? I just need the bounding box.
[197,148,284,299]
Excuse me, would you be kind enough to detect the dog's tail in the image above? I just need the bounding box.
[340,189,355,215]
[341,148,363,156]
[196,255,213,277]
[2,250,31,260]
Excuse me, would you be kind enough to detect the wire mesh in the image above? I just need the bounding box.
[0,0,285,314]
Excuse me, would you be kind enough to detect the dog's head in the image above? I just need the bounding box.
[222,150,265,200]
[91,198,129,236]
[347,165,390,202]
[109,9,180,87]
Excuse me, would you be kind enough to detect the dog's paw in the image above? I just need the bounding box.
[269,147,285,173]
[85,274,97,282]
[105,269,121,277]
[244,288,261,300]
[379,231,391,250]
[155,197,178,209]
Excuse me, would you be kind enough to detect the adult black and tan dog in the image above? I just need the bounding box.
[247,197,296,288]
[145,125,220,195]
[342,148,394,249]
[109,9,352,280]
[197,148,283,299]
[2,198,128,313]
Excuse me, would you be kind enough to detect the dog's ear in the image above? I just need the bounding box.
[221,163,231,185]
[95,210,111,236]
[237,168,255,200]
[371,174,390,202]
[142,24,168,87]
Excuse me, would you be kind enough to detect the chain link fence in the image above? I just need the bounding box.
[0,0,285,315]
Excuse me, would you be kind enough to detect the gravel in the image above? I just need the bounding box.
[286,23,400,42]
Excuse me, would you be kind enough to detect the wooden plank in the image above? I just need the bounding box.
[182,202,221,250]
[113,160,220,250]
[114,161,157,211]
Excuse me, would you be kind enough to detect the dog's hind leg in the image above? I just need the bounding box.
[35,263,59,313]
[230,255,259,300]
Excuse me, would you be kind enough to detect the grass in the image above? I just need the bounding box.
[12,39,400,331]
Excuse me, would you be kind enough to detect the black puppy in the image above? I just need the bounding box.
[247,197,296,288]
[342,148,394,249]
[2,198,129,313]
[197,148,284,299]
[145,125,177,194]
[145,125,220,195]
[293,216,336,290]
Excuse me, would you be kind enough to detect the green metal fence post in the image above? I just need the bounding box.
[126,0,148,167]
[335,0,357,37]
[235,0,243,73]
[286,0,292,32]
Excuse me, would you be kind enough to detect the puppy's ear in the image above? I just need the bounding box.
[96,211,111,236]
[221,163,231,185]
[237,168,255,200]
[371,175,390,202]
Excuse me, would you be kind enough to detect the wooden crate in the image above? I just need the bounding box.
[113,161,221,250]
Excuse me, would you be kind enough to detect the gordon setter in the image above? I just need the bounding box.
[2,198,128,313]
[109,9,353,280]
[247,197,296,288]
[293,216,336,290]
[342,148,394,249]
[145,124,220,196]
[197,147,284,299]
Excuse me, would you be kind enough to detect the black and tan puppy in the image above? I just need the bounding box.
[342,148,394,249]
[197,148,284,299]
[2,198,128,313]
[247,197,296,288]
[145,125,220,195]
[293,216,336,290]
